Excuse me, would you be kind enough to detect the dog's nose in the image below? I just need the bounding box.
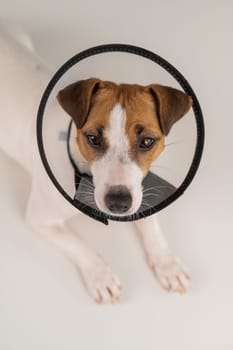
[105,186,132,214]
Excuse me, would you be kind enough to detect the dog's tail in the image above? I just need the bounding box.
[0,20,35,52]
[0,20,52,71]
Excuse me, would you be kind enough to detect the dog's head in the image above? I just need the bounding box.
[57,78,192,216]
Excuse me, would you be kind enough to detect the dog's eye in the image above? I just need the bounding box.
[86,134,102,148]
[139,137,157,150]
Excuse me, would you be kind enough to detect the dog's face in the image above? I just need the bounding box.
[57,79,192,216]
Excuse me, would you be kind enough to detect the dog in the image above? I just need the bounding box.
[0,27,192,303]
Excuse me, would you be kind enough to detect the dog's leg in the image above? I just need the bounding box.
[25,182,122,304]
[134,215,190,293]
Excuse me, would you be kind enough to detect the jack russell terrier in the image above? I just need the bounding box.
[0,28,192,303]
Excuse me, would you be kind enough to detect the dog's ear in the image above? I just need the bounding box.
[57,78,101,128]
[147,84,192,136]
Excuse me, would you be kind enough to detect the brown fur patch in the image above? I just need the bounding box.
[118,84,165,176]
[76,82,118,164]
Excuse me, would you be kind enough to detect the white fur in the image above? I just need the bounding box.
[70,122,92,176]
[134,216,190,293]
[0,27,189,303]
[91,104,143,215]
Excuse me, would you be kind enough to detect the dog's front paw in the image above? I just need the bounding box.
[149,252,190,294]
[81,255,122,304]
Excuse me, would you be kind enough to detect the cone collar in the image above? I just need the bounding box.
[37,44,205,225]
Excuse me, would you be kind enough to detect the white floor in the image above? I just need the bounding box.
[1,1,233,349]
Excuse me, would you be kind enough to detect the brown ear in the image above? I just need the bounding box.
[148,84,192,136]
[57,78,101,128]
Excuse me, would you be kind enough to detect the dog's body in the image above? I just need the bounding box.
[0,28,190,303]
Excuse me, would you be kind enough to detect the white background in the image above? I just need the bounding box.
[0,1,233,349]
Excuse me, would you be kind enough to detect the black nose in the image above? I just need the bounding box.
[105,186,132,214]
